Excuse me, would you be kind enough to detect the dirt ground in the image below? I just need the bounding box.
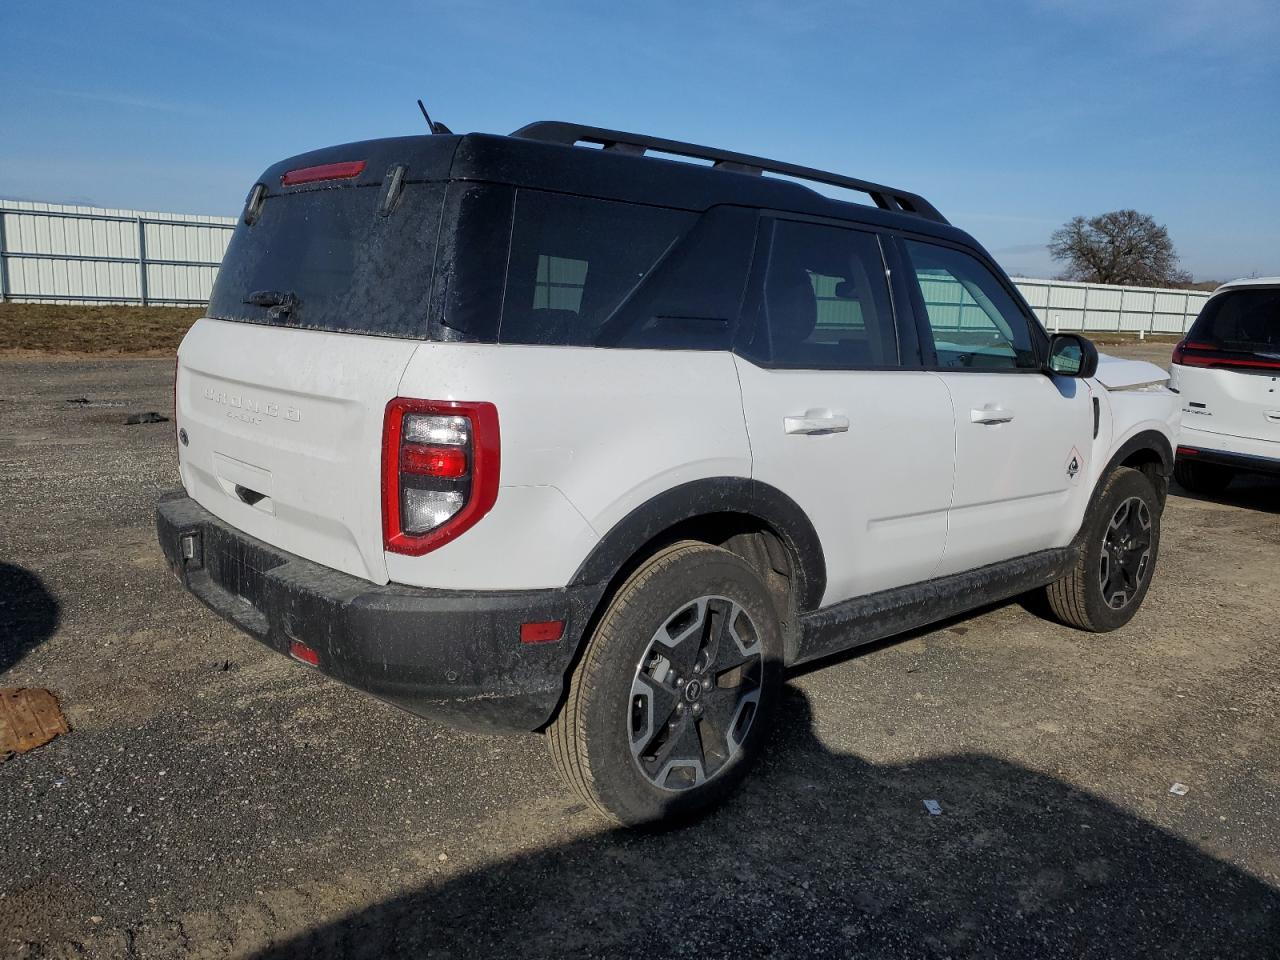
[1,343,1278,959]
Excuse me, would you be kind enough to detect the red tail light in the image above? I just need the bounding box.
[1173,340,1280,370]
[281,160,366,186]
[381,398,500,556]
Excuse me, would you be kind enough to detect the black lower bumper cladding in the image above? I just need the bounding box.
[1179,446,1280,476]
[155,493,604,733]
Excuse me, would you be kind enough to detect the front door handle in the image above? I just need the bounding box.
[971,405,1015,425]
[784,410,850,435]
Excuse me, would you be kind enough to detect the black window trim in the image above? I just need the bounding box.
[888,230,1050,375]
[732,210,917,373]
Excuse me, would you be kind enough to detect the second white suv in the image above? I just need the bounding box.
[1171,278,1280,493]
[157,122,1181,825]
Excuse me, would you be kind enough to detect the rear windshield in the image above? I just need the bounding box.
[207,182,444,338]
[1189,288,1280,352]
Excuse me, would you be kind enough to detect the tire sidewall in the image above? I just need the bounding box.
[1078,469,1162,630]
[577,545,784,826]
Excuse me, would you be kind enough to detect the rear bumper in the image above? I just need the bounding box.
[1177,426,1280,476]
[156,493,605,734]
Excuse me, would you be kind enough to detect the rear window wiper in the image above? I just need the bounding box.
[243,290,299,321]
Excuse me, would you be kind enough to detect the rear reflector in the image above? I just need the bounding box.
[520,620,565,644]
[289,640,320,666]
[1177,446,1200,456]
[281,160,366,186]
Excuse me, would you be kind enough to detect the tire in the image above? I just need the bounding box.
[547,541,783,826]
[1045,467,1162,633]
[1173,458,1234,495]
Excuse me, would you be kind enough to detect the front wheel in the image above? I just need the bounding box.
[547,541,783,826]
[1045,467,1162,632]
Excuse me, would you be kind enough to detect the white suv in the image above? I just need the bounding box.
[1170,278,1280,493]
[157,122,1181,825]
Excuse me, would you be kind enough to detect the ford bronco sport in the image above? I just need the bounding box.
[157,122,1180,825]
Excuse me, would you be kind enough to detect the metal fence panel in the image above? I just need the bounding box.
[0,200,234,306]
[1013,278,1213,336]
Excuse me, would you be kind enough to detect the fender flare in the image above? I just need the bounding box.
[569,477,827,612]
[1102,429,1174,478]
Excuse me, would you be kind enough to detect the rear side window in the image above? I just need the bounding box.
[740,219,897,369]
[209,182,445,338]
[1189,288,1280,351]
[500,192,697,346]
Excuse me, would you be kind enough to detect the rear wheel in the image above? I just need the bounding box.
[548,541,783,826]
[1173,458,1234,495]
[1045,467,1161,632]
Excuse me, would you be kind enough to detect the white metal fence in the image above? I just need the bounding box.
[1013,277,1212,336]
[0,199,1215,333]
[0,200,235,306]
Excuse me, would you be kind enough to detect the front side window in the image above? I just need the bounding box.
[749,220,897,369]
[903,239,1038,370]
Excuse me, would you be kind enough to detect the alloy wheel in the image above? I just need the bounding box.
[1098,496,1153,610]
[628,596,764,791]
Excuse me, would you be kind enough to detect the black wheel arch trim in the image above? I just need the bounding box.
[569,477,827,613]
[1104,430,1174,477]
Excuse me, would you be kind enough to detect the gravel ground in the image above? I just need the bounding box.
[1,345,1278,959]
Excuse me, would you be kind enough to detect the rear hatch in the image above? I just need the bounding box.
[1175,286,1280,444]
[177,137,456,583]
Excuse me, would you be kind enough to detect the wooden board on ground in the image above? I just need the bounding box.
[0,688,70,760]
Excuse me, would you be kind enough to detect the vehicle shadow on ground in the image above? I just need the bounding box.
[0,562,59,675]
[253,688,1279,960]
[1170,474,1280,515]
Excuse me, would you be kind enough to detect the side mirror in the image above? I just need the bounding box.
[1045,333,1099,379]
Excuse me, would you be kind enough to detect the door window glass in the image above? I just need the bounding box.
[903,240,1038,369]
[753,220,897,369]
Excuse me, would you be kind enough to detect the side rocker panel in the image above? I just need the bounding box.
[796,546,1076,665]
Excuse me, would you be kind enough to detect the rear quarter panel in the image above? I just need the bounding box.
[387,344,752,590]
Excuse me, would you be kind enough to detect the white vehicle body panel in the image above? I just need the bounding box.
[931,372,1095,575]
[1095,354,1171,391]
[176,318,419,583]
[1170,362,1280,450]
[734,361,954,605]
[177,316,1182,601]
[387,343,751,590]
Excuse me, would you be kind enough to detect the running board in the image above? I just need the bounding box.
[794,547,1077,666]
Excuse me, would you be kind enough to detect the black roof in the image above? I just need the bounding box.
[259,123,972,247]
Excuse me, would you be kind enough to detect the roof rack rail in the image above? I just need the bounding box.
[511,121,948,225]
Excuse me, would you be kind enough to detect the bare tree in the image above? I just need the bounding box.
[1049,210,1191,287]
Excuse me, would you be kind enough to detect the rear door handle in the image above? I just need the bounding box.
[971,405,1015,425]
[784,410,850,435]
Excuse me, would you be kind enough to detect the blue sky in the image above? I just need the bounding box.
[2,0,1277,281]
